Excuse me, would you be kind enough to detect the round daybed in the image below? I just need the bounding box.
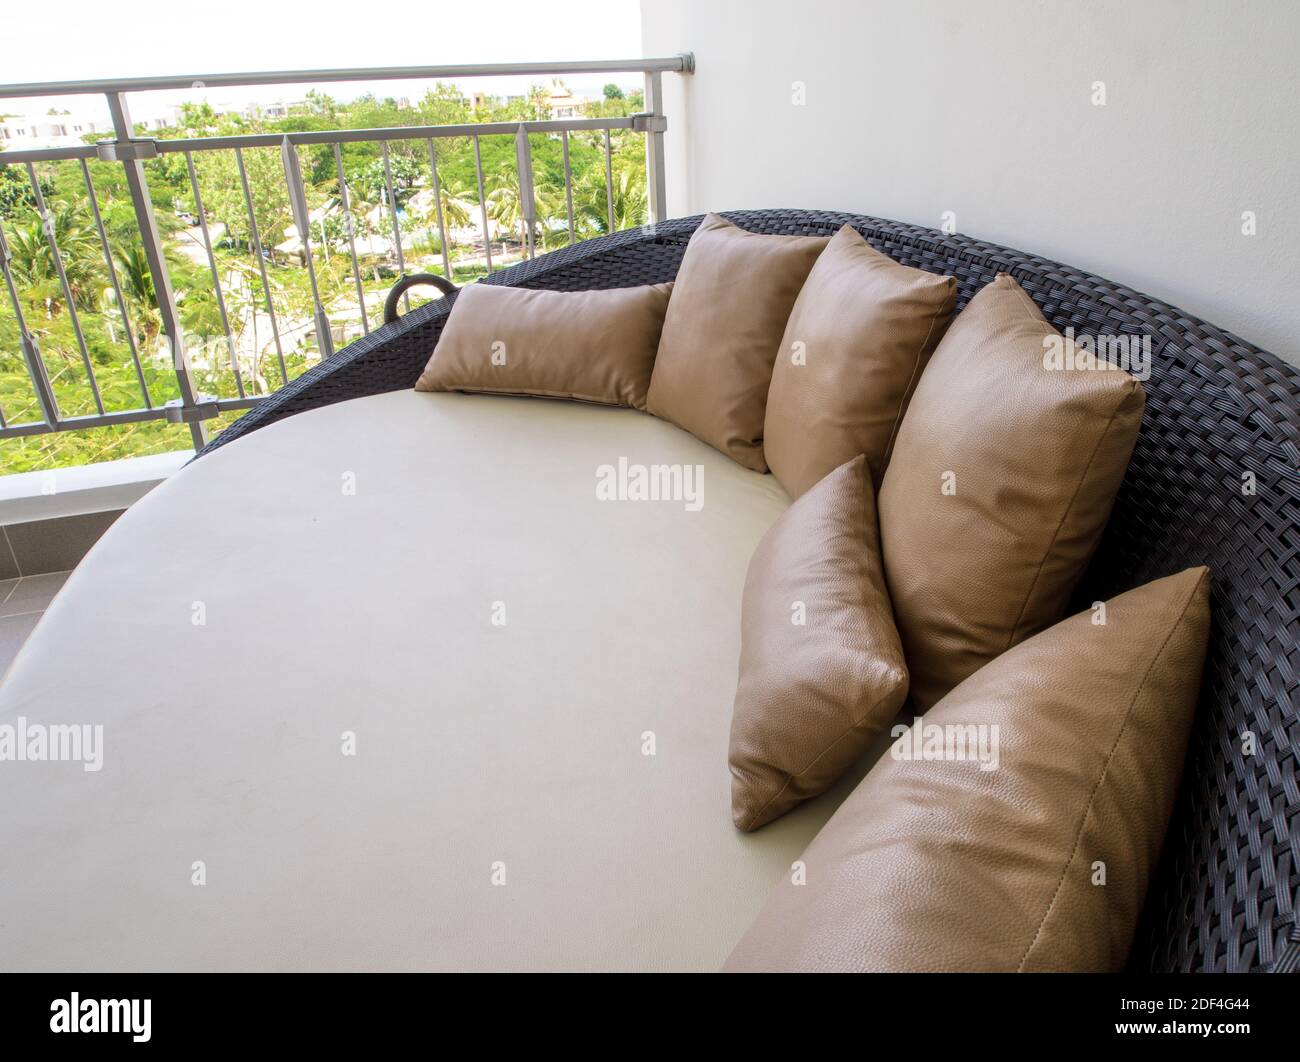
[0,210,1295,973]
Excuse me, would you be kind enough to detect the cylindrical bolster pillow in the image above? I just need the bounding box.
[415,281,674,410]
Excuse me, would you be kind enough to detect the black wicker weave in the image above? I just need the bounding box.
[198,209,1300,974]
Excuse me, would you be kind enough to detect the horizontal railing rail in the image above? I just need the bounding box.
[0,57,691,453]
[0,55,695,98]
[0,117,646,165]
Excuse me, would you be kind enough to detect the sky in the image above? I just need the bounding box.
[1,0,645,119]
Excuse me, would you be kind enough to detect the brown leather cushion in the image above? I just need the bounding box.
[645,214,829,471]
[878,274,1145,708]
[730,455,909,831]
[725,566,1211,972]
[764,225,956,499]
[415,281,673,409]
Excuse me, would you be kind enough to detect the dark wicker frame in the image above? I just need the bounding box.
[199,209,1300,973]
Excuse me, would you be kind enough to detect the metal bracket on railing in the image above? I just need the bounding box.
[19,332,60,425]
[162,397,221,424]
[19,333,44,372]
[630,113,668,134]
[94,138,160,162]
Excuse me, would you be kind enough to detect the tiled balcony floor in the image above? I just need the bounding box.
[0,572,69,677]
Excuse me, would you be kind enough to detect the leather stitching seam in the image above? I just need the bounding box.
[881,280,956,475]
[1013,569,1205,971]
[1003,382,1138,648]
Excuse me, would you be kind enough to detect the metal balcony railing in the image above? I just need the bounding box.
[0,56,693,450]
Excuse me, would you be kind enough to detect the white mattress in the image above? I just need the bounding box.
[0,390,878,971]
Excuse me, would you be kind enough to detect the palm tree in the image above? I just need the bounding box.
[5,222,62,312]
[6,204,101,316]
[430,180,473,233]
[397,178,472,261]
[3,203,108,406]
[112,242,208,351]
[573,167,648,239]
[485,173,526,249]
[486,170,564,253]
[112,243,164,346]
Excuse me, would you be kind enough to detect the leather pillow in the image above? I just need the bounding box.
[764,225,956,498]
[645,214,829,471]
[878,274,1145,708]
[725,566,1211,972]
[730,455,909,831]
[415,281,673,409]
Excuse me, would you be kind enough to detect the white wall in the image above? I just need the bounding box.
[641,0,1300,364]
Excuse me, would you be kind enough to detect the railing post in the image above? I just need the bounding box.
[103,91,211,451]
[426,139,454,281]
[641,70,668,225]
[514,125,536,259]
[281,135,334,360]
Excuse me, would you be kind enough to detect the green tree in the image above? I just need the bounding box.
[192,145,292,264]
[487,164,567,250]
[5,203,101,315]
[112,242,164,345]
[574,166,647,238]
[0,163,53,220]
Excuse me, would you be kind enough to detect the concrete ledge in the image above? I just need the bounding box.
[0,449,192,526]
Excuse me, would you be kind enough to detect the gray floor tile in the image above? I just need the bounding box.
[0,572,70,618]
[0,611,42,677]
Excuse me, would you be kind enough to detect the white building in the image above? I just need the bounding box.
[0,105,179,149]
[0,112,107,148]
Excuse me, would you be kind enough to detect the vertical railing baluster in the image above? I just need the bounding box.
[185,152,244,398]
[642,70,667,224]
[280,135,333,361]
[0,214,59,426]
[332,144,368,336]
[603,129,615,234]
[80,159,150,409]
[235,146,287,388]
[106,91,209,450]
[380,141,409,313]
[26,162,104,415]
[472,134,492,273]
[561,131,576,245]
[426,138,453,282]
[515,125,536,260]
